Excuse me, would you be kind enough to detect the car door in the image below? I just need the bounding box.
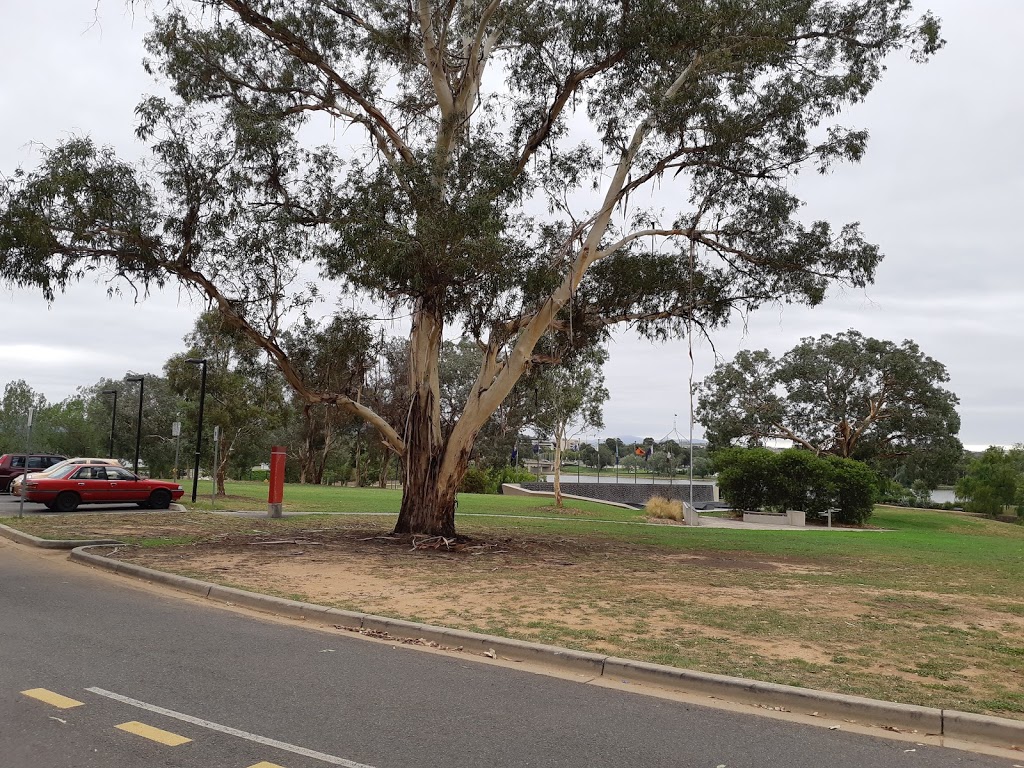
[68,466,106,502]
[105,466,145,503]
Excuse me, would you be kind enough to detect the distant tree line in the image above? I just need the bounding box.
[955,447,1024,518]
[1,311,616,496]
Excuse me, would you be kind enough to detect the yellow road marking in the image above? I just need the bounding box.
[115,721,192,746]
[247,763,287,768]
[21,688,85,709]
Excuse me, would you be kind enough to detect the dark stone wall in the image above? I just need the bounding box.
[517,482,715,505]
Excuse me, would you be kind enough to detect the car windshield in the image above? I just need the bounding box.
[41,459,115,476]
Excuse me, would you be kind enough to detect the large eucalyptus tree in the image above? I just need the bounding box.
[0,0,941,535]
[695,331,962,485]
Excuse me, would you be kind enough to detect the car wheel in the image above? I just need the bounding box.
[54,492,80,513]
[148,489,172,510]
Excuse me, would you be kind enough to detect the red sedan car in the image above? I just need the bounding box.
[24,464,184,512]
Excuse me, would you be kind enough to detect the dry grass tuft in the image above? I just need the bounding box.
[645,496,683,521]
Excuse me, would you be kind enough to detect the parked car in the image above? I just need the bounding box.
[9,457,121,496]
[24,465,184,512]
[0,453,67,492]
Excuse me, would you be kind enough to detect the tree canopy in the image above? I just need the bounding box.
[955,446,1024,517]
[0,0,942,535]
[695,330,962,485]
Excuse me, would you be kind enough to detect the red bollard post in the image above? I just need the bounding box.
[268,445,286,518]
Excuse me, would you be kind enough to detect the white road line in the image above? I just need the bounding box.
[86,687,376,768]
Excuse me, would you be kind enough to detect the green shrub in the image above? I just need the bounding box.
[714,447,779,512]
[460,467,492,494]
[823,455,878,525]
[489,465,538,491]
[775,449,831,515]
[714,447,876,525]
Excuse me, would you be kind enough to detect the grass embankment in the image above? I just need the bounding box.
[4,482,1023,719]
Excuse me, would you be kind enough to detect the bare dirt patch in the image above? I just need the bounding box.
[96,522,1024,719]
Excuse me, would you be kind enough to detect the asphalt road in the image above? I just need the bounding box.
[0,491,152,516]
[0,538,1018,768]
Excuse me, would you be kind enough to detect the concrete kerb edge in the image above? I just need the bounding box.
[0,523,122,549]
[66,545,1024,750]
[603,657,942,732]
[943,710,1024,748]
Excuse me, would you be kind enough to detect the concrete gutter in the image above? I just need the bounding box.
[0,522,122,549]
[70,544,1024,750]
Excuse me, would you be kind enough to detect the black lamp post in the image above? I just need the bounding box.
[101,389,118,459]
[125,376,145,474]
[185,358,207,503]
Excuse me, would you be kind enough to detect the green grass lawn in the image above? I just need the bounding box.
[177,481,1024,595]
[186,479,646,521]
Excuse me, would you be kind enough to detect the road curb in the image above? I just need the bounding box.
[943,709,1024,747]
[601,658,942,733]
[0,523,122,549]
[69,544,1024,750]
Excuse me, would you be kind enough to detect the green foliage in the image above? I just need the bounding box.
[715,447,877,525]
[715,447,782,513]
[0,380,48,454]
[1,375,185,474]
[490,465,538,488]
[459,467,491,494]
[0,0,943,533]
[459,465,538,495]
[166,311,287,492]
[529,344,609,470]
[955,447,1024,517]
[696,331,962,486]
[825,455,880,525]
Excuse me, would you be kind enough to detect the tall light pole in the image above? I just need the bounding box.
[185,358,207,503]
[101,389,118,459]
[125,376,145,474]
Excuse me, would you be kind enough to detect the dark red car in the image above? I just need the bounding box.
[24,464,184,512]
[0,453,67,492]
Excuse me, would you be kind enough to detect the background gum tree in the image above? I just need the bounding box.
[695,330,962,485]
[0,0,941,536]
[529,345,609,507]
[166,312,287,495]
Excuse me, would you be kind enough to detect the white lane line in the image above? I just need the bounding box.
[86,687,376,767]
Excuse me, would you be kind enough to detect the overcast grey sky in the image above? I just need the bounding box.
[2,1,1022,449]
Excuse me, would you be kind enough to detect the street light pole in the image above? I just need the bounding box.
[125,376,145,474]
[101,389,118,459]
[185,358,207,503]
